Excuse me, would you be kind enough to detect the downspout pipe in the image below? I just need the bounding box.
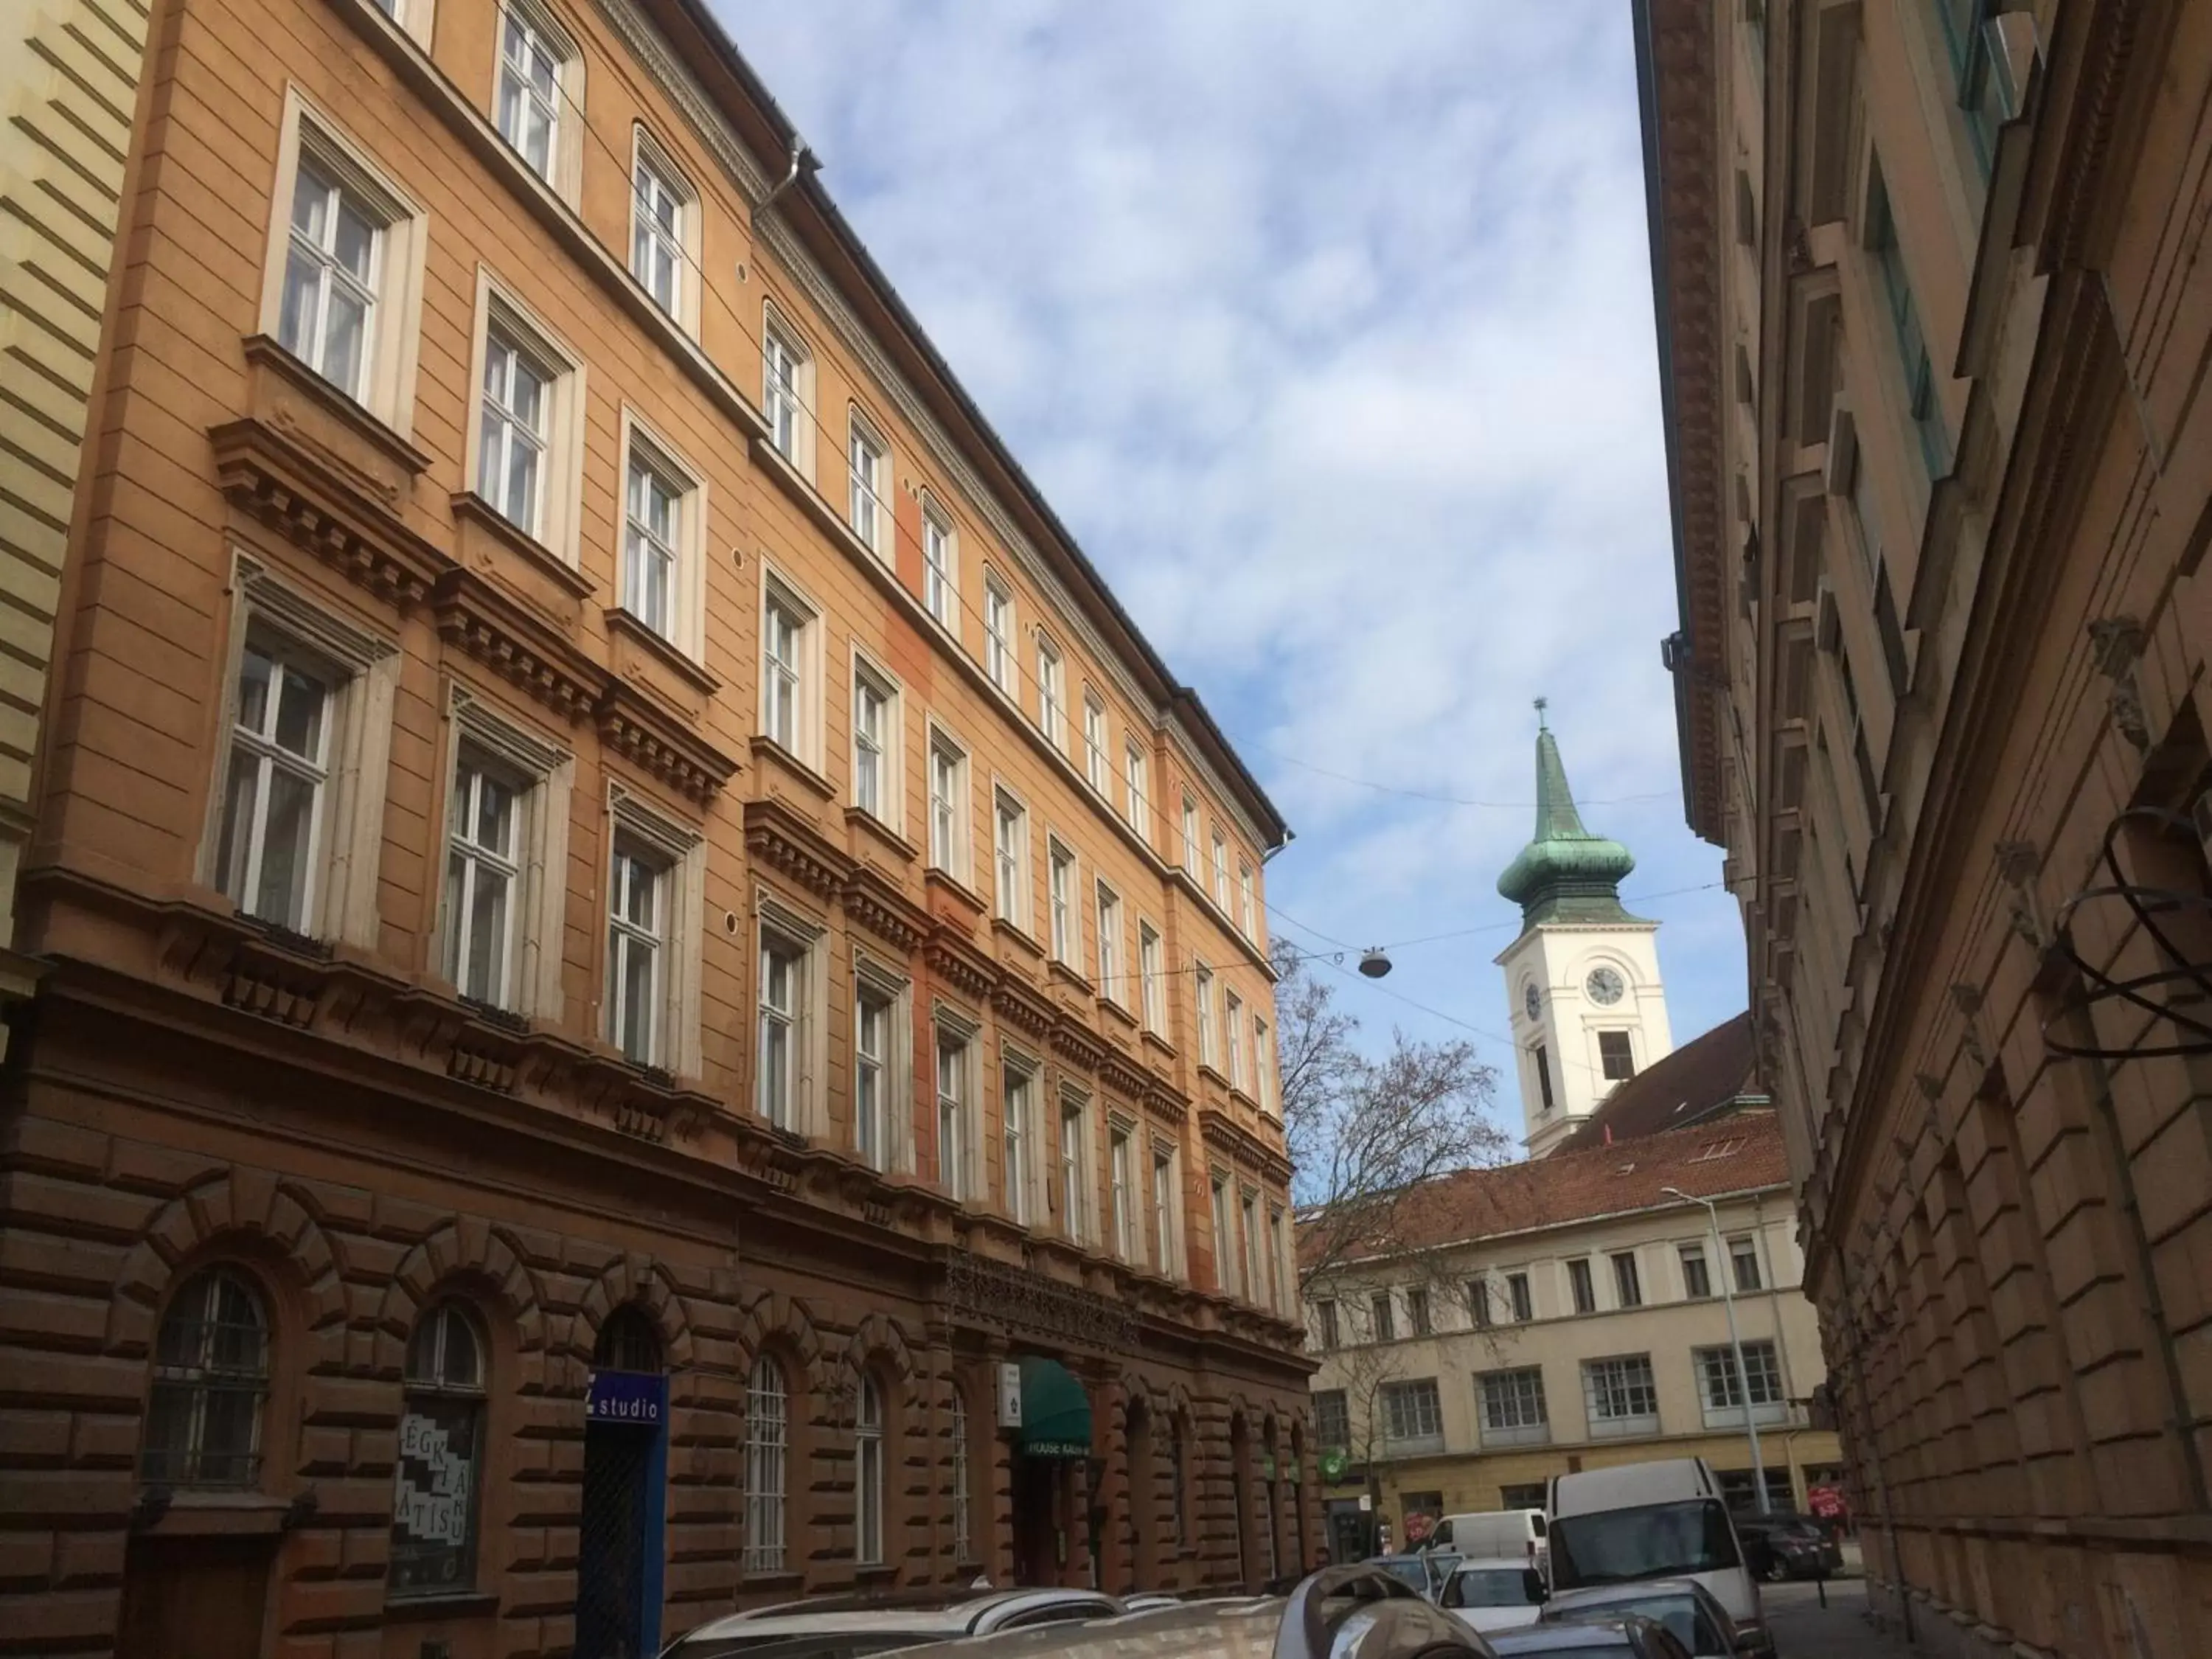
[752,134,821,225]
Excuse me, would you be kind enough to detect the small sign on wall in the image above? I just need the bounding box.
[997,1362,1023,1428]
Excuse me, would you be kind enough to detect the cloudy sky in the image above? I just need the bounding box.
[716,0,1747,1140]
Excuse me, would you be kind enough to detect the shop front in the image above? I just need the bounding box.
[1006,1357,1094,1587]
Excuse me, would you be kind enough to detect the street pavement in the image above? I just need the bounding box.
[1764,1579,1913,1658]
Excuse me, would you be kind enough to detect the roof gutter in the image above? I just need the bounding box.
[655,0,1291,851]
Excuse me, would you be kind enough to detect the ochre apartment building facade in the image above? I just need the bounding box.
[1643,0,2212,1655]
[0,0,1316,1653]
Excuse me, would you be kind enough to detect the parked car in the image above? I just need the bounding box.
[1729,1511,1843,1581]
[1489,1615,1692,1659]
[1545,1459,1770,1658]
[659,1587,1127,1658]
[1370,1550,1463,1601]
[1438,1557,1551,1635]
[1540,1579,1739,1658]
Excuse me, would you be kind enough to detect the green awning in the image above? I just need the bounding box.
[1017,1358,1092,1459]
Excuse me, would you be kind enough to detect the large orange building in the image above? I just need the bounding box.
[0,0,1315,1652]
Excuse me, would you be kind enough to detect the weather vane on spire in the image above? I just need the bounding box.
[1534,695,1548,728]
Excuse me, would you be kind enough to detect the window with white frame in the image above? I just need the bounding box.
[1194,962,1217,1068]
[1240,1189,1263,1304]
[762,592,807,755]
[854,983,890,1172]
[443,751,524,1007]
[936,1020,974,1201]
[1152,1143,1182,1278]
[1679,1244,1712,1299]
[851,661,898,827]
[923,501,957,628]
[1035,636,1065,747]
[1180,793,1200,873]
[1138,922,1164,1032]
[278,160,383,403]
[476,326,551,536]
[1696,1340,1785,1426]
[1059,1091,1091,1245]
[495,3,570,187]
[757,928,804,1130]
[390,1303,487,1596]
[993,790,1029,929]
[209,563,398,950]
[848,410,888,559]
[1238,860,1256,939]
[743,1354,787,1571]
[620,422,704,656]
[1224,988,1246,1090]
[1095,881,1123,1003]
[762,310,810,465]
[1253,1015,1274,1115]
[630,143,689,324]
[1476,1368,1550,1447]
[1047,838,1076,964]
[602,789,705,1078]
[855,1374,885,1565]
[984,576,1015,692]
[928,728,970,880]
[1582,1354,1661,1437]
[1382,1379,1444,1453]
[1210,1172,1236,1295]
[1267,1206,1288,1313]
[1124,740,1149,831]
[1003,1053,1037,1225]
[1729,1234,1764,1292]
[1110,1124,1138,1262]
[1083,691,1108,792]
[1313,1389,1349,1452]
[1211,828,1231,909]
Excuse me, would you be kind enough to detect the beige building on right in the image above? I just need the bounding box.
[1641,1,2212,1656]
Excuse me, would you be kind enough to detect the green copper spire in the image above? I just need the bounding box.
[1497,700,1642,928]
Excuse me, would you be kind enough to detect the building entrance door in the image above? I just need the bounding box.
[117,1535,271,1659]
[575,1327,668,1659]
[1009,1455,1060,1585]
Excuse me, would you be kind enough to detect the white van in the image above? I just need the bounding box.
[1546,1457,1770,1657]
[1425,1509,1548,1570]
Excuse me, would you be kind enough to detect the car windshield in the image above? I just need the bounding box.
[1375,1558,1431,1593]
[1549,1500,1741,1587]
[1557,1596,1717,1653]
[1447,1568,1544,1608]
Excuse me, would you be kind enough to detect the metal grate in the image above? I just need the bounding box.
[140,1270,269,1487]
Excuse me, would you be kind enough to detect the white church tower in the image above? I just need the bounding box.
[1494,702,1674,1157]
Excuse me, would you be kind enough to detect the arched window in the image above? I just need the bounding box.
[390,1302,487,1599]
[745,1354,787,1572]
[595,1305,662,1373]
[142,1268,269,1487]
[855,1374,884,1565]
[950,1389,973,1564]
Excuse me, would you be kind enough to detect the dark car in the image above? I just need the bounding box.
[1490,1614,1693,1659]
[1540,1579,1738,1658]
[1730,1512,1842,1581]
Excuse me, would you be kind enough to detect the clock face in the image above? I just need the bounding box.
[1586,966,1626,1006]
[1523,983,1541,1021]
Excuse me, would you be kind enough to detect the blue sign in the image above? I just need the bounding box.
[586,1368,669,1430]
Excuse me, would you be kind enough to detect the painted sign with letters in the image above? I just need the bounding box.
[587,1368,669,1430]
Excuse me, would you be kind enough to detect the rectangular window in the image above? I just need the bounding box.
[631,152,685,319]
[1370,1291,1396,1344]
[606,843,664,1066]
[496,5,564,182]
[757,932,801,1129]
[622,451,683,641]
[1211,829,1231,909]
[1181,793,1200,873]
[1476,1368,1550,1447]
[922,502,956,626]
[1697,1340,1785,1418]
[936,1029,970,1201]
[1110,1126,1136,1262]
[1613,1252,1643,1307]
[848,411,888,559]
[476,327,549,535]
[1047,839,1075,964]
[1407,1286,1432,1336]
[1680,1245,1712,1299]
[1252,1016,1273,1115]
[852,666,893,824]
[1211,1175,1236,1295]
[218,642,333,933]
[1138,923,1164,1032]
[762,315,807,463]
[444,753,521,1006]
[1268,1206,1288,1313]
[1467,1279,1492,1329]
[1002,1059,1034,1225]
[1730,1234,1764,1293]
[1933,0,2004,175]
[1194,963,1217,1068]
[1315,1389,1349,1452]
[984,577,1015,692]
[762,594,806,754]
[1035,637,1065,747]
[1381,1379,1443,1451]
[1534,1044,1556,1112]
[1867,161,1951,478]
[1095,882,1122,1003]
[1315,1300,1340,1349]
[1500,1482,1547,1511]
[993,791,1028,929]
[1508,1272,1533,1323]
[1582,1355,1661,1437]
[1238,861,1256,939]
[928,731,968,877]
[1060,1094,1090,1245]
[1568,1259,1596,1316]
[1598,1030,1636,1082]
[1224,989,1246,1090]
[1083,691,1109,792]
[854,985,890,1172]
[1116,742,1147,833]
[1241,1191,1263,1305]
[279,161,381,402]
[1152,1145,1180,1278]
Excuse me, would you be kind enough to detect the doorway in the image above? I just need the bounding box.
[1009,1455,1062,1585]
[118,1535,272,1659]
[575,1310,668,1659]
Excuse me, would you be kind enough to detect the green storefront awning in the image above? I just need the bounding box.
[1018,1358,1092,1459]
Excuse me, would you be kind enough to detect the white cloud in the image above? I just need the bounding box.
[715,0,1747,1126]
